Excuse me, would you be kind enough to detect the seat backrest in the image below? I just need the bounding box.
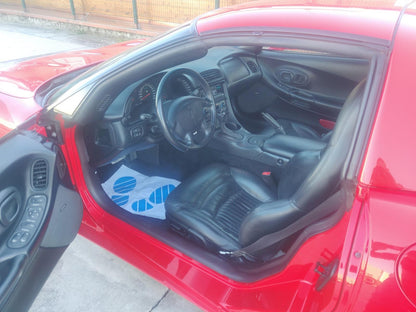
[292,80,365,209]
[239,80,366,246]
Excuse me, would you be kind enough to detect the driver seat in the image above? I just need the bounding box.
[165,80,365,258]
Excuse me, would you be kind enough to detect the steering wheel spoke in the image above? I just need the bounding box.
[202,107,213,123]
[200,120,211,136]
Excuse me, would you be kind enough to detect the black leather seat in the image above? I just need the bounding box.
[165,80,365,257]
[276,118,332,142]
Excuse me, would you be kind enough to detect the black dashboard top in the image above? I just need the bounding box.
[103,46,261,122]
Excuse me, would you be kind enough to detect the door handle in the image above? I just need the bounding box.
[0,188,21,230]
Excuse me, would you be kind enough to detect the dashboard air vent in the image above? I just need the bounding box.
[200,69,222,82]
[247,60,258,73]
[32,159,48,190]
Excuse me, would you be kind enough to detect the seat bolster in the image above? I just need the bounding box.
[239,200,303,247]
[290,121,322,140]
[263,135,326,157]
[277,150,321,199]
[230,167,275,202]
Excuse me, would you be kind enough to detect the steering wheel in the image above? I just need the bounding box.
[156,68,216,151]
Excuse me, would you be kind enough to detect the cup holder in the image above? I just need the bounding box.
[225,122,241,131]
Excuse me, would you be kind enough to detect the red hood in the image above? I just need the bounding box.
[0,39,145,134]
[0,39,145,98]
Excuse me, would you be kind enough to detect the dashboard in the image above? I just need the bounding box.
[86,47,262,166]
[123,73,162,126]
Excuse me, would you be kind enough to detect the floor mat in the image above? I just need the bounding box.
[101,165,180,220]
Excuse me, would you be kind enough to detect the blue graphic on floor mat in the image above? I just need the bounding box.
[149,184,176,204]
[131,184,176,212]
[111,176,175,212]
[113,176,136,193]
[111,194,130,206]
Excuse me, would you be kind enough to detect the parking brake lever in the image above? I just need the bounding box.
[261,112,286,135]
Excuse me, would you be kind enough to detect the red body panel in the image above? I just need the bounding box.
[336,189,416,311]
[0,40,143,129]
[197,7,399,41]
[360,13,416,193]
[343,12,416,310]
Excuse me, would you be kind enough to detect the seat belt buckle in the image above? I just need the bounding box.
[261,171,276,189]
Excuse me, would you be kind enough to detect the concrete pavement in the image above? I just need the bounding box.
[29,236,200,312]
[0,20,202,312]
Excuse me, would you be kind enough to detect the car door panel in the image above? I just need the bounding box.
[234,50,368,132]
[261,51,368,114]
[0,132,82,312]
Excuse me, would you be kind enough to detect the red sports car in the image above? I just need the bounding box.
[0,2,415,311]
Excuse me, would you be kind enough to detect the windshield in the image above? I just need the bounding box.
[47,23,194,116]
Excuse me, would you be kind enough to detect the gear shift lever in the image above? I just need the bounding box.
[261,112,286,135]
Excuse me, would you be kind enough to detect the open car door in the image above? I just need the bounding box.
[0,129,83,312]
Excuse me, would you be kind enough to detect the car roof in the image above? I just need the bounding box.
[196,2,403,41]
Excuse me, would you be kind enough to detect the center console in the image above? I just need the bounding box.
[202,68,326,170]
